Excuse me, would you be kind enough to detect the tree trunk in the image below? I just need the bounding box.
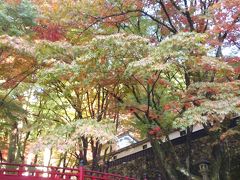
[7,123,18,163]
[210,143,222,180]
[150,136,201,180]
[47,148,52,166]
[62,151,67,167]
[150,138,178,180]
[91,139,102,171]
[0,150,3,162]
[186,126,193,180]
[57,153,63,167]
[81,137,88,165]
[210,140,233,180]
[33,153,38,164]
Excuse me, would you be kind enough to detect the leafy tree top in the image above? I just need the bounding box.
[0,0,38,36]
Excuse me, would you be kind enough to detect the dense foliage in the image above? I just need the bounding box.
[0,0,239,179]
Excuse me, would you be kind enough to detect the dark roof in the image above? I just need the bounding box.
[109,128,208,167]
[108,116,240,167]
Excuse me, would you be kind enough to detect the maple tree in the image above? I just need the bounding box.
[32,0,239,54]
[75,32,240,179]
[125,32,240,179]
[0,34,120,169]
[32,31,237,179]
[0,0,37,36]
[1,30,240,179]
[0,0,39,164]
[54,0,239,55]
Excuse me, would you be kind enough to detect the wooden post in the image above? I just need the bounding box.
[36,170,40,177]
[50,167,56,179]
[18,164,24,176]
[103,174,108,180]
[65,175,71,180]
[79,160,84,180]
[79,166,84,180]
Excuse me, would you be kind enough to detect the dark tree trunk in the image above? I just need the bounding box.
[7,123,18,163]
[150,138,178,180]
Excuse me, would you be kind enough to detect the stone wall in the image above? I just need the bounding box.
[108,135,240,180]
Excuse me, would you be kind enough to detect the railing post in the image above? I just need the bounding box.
[35,170,40,177]
[18,164,24,176]
[78,160,84,180]
[103,173,108,180]
[50,167,56,179]
[65,175,71,180]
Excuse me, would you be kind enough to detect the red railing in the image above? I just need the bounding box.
[0,162,137,180]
